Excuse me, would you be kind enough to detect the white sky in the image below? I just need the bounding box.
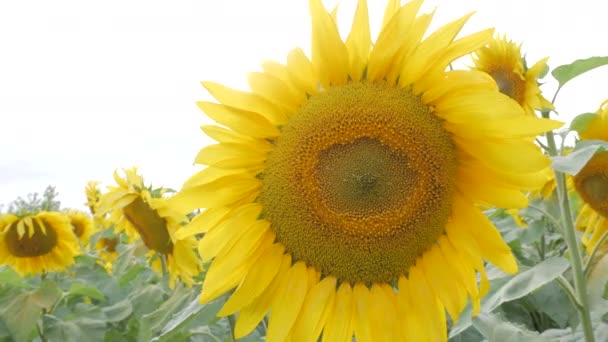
[1,0,607,211]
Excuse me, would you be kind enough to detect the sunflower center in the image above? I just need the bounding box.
[259,81,456,284]
[123,197,173,254]
[100,237,119,252]
[5,218,58,257]
[72,222,85,237]
[575,151,608,218]
[489,68,525,104]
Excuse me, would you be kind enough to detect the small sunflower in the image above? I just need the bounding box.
[85,181,102,215]
[95,235,120,273]
[574,102,608,253]
[472,35,553,115]
[65,210,94,245]
[173,0,561,340]
[0,212,80,276]
[97,168,201,287]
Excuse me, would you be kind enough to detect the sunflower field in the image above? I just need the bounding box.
[2,0,608,341]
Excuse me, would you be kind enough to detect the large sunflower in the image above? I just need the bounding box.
[0,212,80,276]
[97,168,201,287]
[472,35,553,116]
[172,0,561,340]
[574,100,608,253]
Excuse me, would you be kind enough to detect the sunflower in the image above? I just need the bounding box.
[472,35,553,116]
[85,181,102,215]
[574,100,608,253]
[0,212,80,276]
[95,235,120,273]
[65,210,94,245]
[172,0,561,340]
[97,168,201,287]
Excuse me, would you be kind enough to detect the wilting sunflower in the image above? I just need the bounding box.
[472,35,553,116]
[172,0,561,340]
[97,168,201,287]
[0,212,80,276]
[65,210,94,245]
[574,100,608,253]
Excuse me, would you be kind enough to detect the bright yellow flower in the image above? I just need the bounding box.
[84,181,102,215]
[472,35,553,115]
[94,235,120,273]
[578,99,608,141]
[97,168,201,287]
[65,209,94,245]
[173,0,561,340]
[0,212,80,276]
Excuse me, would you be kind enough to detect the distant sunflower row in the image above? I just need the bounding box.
[0,168,202,289]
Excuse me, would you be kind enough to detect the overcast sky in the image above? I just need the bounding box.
[1,0,607,211]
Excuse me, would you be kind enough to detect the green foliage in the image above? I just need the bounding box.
[3,185,62,215]
[552,56,608,89]
[552,140,608,175]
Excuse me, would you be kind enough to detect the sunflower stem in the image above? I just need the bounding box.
[227,314,236,341]
[542,111,595,342]
[160,254,168,276]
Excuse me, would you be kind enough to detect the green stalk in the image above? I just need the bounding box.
[542,111,595,341]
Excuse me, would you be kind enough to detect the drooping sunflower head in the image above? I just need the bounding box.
[0,212,81,276]
[173,0,562,340]
[84,181,102,215]
[65,210,94,245]
[472,35,553,115]
[573,100,608,253]
[97,168,201,287]
[578,99,608,141]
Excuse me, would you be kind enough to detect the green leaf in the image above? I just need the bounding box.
[118,264,147,287]
[482,257,569,310]
[153,296,225,342]
[68,283,105,301]
[472,313,550,341]
[450,257,569,338]
[138,284,195,341]
[102,300,133,323]
[551,140,608,175]
[0,267,31,289]
[570,112,597,133]
[552,56,608,88]
[0,279,62,342]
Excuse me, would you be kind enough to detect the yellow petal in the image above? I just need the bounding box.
[309,0,349,88]
[202,81,286,125]
[409,265,447,342]
[291,276,337,342]
[248,72,304,112]
[218,241,284,316]
[352,283,373,342]
[175,206,231,239]
[201,125,257,144]
[401,12,474,87]
[286,48,318,95]
[323,282,354,342]
[266,261,309,342]
[438,235,480,315]
[168,174,260,213]
[380,0,400,30]
[235,254,292,339]
[182,167,248,189]
[345,0,371,82]
[397,276,427,341]
[197,203,262,262]
[421,244,467,322]
[453,195,518,274]
[368,284,397,342]
[194,142,269,169]
[367,0,424,82]
[197,101,280,139]
[199,232,271,304]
